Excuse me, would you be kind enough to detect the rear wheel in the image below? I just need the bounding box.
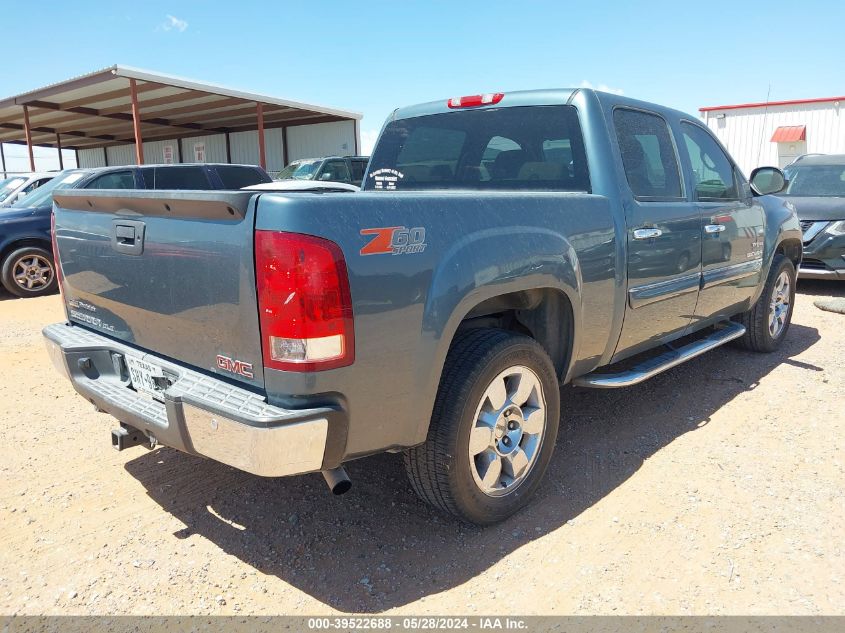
[733,254,795,352]
[404,329,560,525]
[0,246,57,298]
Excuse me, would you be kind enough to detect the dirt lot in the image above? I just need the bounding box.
[0,282,842,616]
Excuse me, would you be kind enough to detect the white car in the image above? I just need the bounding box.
[0,172,57,207]
[243,180,359,193]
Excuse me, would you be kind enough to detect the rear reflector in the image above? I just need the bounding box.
[448,93,504,108]
[255,231,354,372]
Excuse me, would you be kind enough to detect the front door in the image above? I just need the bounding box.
[612,108,702,359]
[678,122,765,321]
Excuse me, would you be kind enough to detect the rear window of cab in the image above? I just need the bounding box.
[364,105,590,192]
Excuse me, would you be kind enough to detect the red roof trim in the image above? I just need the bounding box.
[700,95,845,112]
[771,125,806,143]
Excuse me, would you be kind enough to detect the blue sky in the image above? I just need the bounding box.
[3,0,843,171]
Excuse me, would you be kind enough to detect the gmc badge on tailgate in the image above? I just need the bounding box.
[216,355,255,379]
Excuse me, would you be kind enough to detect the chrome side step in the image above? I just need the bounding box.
[573,322,746,389]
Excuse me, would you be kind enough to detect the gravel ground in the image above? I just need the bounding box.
[0,281,842,616]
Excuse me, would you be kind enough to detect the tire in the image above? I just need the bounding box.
[0,246,58,298]
[404,329,560,525]
[733,254,795,352]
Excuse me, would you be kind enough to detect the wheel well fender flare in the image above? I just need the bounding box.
[410,227,582,444]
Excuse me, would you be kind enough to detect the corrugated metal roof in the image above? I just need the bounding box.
[770,125,807,143]
[0,65,361,151]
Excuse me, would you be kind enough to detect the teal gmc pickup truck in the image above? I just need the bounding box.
[44,88,801,524]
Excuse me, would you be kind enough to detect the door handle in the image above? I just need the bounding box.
[704,224,726,234]
[632,228,663,240]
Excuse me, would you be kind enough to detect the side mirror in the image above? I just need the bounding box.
[319,172,334,181]
[749,166,786,196]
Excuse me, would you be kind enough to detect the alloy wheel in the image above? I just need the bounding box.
[468,365,547,497]
[12,254,53,291]
[768,270,791,338]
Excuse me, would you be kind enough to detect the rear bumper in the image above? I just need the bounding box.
[43,322,334,477]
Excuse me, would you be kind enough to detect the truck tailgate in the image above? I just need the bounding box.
[52,189,265,388]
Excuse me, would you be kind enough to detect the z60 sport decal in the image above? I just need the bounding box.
[360,226,427,255]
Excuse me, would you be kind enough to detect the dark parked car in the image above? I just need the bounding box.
[274,156,369,187]
[0,163,270,298]
[782,154,845,280]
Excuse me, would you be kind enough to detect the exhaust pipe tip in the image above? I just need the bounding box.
[322,466,352,495]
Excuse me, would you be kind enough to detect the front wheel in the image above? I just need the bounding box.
[733,254,796,352]
[404,329,560,525]
[0,246,58,298]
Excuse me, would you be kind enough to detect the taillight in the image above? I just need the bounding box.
[255,231,354,372]
[447,93,504,108]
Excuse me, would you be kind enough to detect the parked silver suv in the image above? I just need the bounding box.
[0,172,56,207]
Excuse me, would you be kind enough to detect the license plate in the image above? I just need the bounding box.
[125,355,165,401]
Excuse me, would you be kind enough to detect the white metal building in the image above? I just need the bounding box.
[77,119,359,172]
[699,96,845,176]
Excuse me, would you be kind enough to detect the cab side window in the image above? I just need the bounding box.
[215,165,269,189]
[22,178,48,194]
[85,171,136,189]
[350,159,368,186]
[144,166,211,190]
[319,160,352,183]
[614,109,683,200]
[680,122,739,201]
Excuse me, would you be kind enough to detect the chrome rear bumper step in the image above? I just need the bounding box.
[43,322,334,478]
[573,322,746,389]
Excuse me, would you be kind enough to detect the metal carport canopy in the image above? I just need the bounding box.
[0,65,362,170]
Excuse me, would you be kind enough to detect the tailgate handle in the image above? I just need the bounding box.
[111,220,145,255]
[115,225,135,242]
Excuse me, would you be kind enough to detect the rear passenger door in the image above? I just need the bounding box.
[678,121,765,319]
[612,108,702,359]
